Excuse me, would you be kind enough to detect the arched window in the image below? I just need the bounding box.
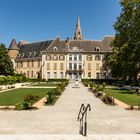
[53,46,58,51]
[95,47,100,52]
[95,55,101,61]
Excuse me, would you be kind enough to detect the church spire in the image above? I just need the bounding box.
[73,17,83,40]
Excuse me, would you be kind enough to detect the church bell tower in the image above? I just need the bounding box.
[73,17,83,40]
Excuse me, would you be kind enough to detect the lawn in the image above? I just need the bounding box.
[105,87,140,105]
[0,88,52,106]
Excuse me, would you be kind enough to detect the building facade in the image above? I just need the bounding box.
[8,18,114,80]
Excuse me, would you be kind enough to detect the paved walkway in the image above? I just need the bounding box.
[0,83,140,134]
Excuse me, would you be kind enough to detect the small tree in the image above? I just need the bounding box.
[0,43,14,76]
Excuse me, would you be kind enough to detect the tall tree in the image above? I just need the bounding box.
[0,43,14,75]
[104,0,140,80]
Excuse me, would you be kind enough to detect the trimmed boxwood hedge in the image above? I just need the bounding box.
[48,79,69,83]
[0,75,27,85]
[82,79,140,86]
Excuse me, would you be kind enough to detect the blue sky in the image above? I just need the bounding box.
[0,0,121,47]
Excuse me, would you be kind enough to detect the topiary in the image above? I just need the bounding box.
[101,94,113,105]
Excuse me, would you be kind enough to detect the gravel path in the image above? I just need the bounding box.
[0,83,140,134]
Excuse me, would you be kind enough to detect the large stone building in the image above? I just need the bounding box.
[8,17,114,80]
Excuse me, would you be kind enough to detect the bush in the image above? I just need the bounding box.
[24,94,39,105]
[51,88,61,96]
[15,102,30,110]
[94,92,103,98]
[101,94,113,105]
[48,79,69,83]
[46,92,56,104]
[95,84,103,92]
[0,75,27,85]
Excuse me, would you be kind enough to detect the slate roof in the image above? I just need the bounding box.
[45,36,114,52]
[15,36,114,59]
[17,40,53,58]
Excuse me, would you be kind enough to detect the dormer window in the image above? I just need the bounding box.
[39,51,42,56]
[33,52,36,56]
[95,47,100,52]
[53,46,58,51]
[22,53,24,58]
[18,53,21,58]
[29,52,32,57]
[72,47,78,52]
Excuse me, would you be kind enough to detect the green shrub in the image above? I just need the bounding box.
[15,102,30,110]
[51,88,61,95]
[101,94,113,105]
[48,79,69,83]
[46,92,55,104]
[24,94,39,105]
[94,92,103,98]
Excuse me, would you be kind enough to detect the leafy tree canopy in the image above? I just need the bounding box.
[104,0,140,80]
[0,43,14,76]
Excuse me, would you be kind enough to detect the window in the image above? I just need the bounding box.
[88,72,91,78]
[18,53,21,58]
[21,62,23,67]
[95,47,100,52]
[38,60,40,67]
[79,65,82,70]
[33,52,36,56]
[79,55,82,61]
[74,63,77,70]
[29,52,32,57]
[54,72,57,78]
[69,55,72,61]
[69,63,72,70]
[53,46,58,51]
[27,71,30,78]
[54,63,57,70]
[17,61,23,67]
[59,55,65,60]
[95,55,101,61]
[27,61,29,67]
[22,53,25,58]
[46,55,51,60]
[96,63,100,70]
[60,72,63,78]
[60,63,64,70]
[47,63,50,70]
[47,72,50,79]
[96,72,100,79]
[39,51,42,56]
[31,71,34,77]
[102,55,104,61]
[88,63,91,70]
[53,55,58,60]
[87,55,92,61]
[74,55,77,61]
[32,60,34,67]
[19,61,23,67]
